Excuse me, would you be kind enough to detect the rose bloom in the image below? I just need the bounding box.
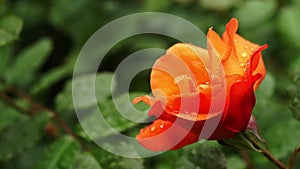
[133,18,268,151]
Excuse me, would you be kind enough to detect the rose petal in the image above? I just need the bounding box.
[132,95,152,105]
[136,119,200,151]
[207,28,225,60]
[249,44,268,90]
[134,18,267,151]
[222,75,257,133]
[221,18,263,78]
[151,43,210,97]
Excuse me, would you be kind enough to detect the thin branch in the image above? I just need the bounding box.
[4,86,77,138]
[288,147,300,169]
[260,148,287,169]
[0,86,89,151]
[42,105,78,139]
[0,91,30,114]
[5,86,32,102]
[249,137,287,169]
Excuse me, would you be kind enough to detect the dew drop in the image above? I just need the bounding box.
[150,126,156,131]
[205,81,210,85]
[174,74,188,84]
[160,125,164,129]
[242,52,247,57]
[240,63,245,67]
[199,84,209,89]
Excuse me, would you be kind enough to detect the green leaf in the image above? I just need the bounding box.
[0,143,46,169]
[78,92,147,140]
[34,136,80,169]
[289,50,300,73]
[176,142,227,169]
[74,152,103,169]
[78,102,133,140]
[0,112,51,161]
[118,157,144,169]
[143,0,170,11]
[277,4,300,47]
[55,72,113,112]
[54,82,73,112]
[9,1,47,26]
[174,156,195,169]
[49,0,100,44]
[113,92,149,122]
[31,51,76,95]
[0,15,23,46]
[31,65,71,95]
[0,15,22,35]
[234,0,277,29]
[0,101,23,133]
[89,143,144,169]
[6,38,53,86]
[75,73,113,108]
[49,0,88,27]
[289,70,300,121]
[0,45,11,75]
[290,96,300,121]
[226,156,246,169]
[199,0,238,11]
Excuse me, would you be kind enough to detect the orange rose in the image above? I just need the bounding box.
[133,18,268,151]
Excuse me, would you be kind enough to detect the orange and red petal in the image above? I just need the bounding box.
[222,75,258,133]
[166,43,210,85]
[136,119,200,151]
[229,34,260,64]
[207,28,225,59]
[164,93,222,121]
[132,95,152,105]
[221,18,264,78]
[136,114,237,151]
[150,43,210,97]
[249,44,268,90]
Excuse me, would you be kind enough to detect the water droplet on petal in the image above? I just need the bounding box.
[199,84,209,89]
[160,125,164,129]
[240,63,245,67]
[174,74,188,84]
[242,52,247,57]
[205,81,210,85]
[150,126,156,131]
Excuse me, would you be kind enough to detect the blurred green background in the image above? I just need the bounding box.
[1,0,300,169]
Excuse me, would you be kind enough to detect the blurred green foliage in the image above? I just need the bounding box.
[289,71,300,121]
[1,0,300,169]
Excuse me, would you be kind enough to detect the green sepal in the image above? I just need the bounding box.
[219,115,265,152]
